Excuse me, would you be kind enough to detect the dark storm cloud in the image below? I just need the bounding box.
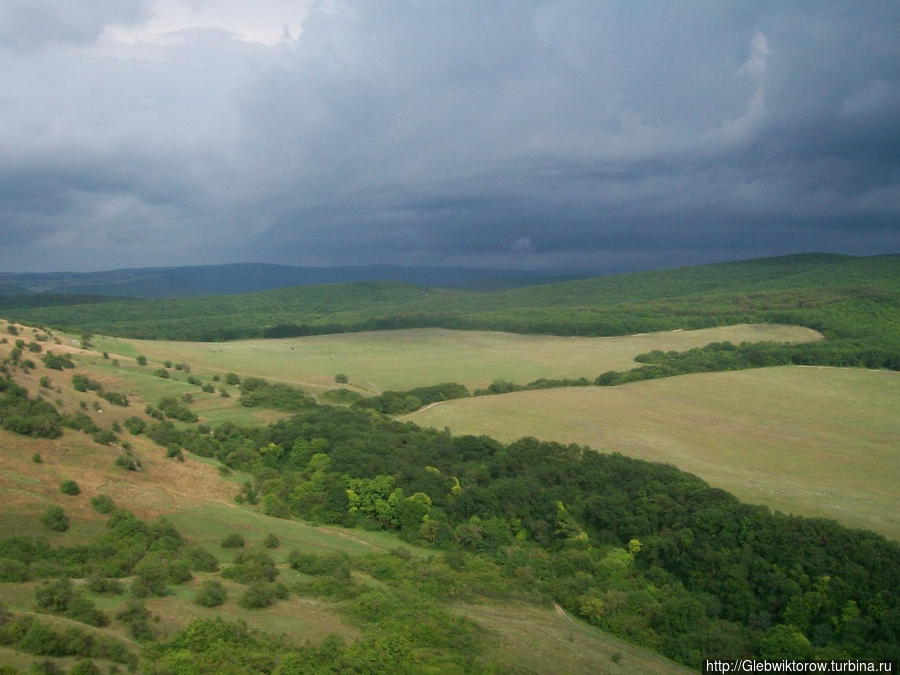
[0,1,898,272]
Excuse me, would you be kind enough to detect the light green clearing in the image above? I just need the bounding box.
[407,367,900,540]
[111,324,821,393]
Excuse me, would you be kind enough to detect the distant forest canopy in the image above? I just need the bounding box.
[2,254,898,375]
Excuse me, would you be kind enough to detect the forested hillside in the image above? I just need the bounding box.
[4,254,898,373]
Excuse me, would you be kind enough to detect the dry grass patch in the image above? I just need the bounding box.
[0,426,238,538]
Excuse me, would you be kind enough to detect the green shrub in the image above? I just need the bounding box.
[0,557,29,582]
[115,454,139,471]
[262,534,280,549]
[41,352,74,370]
[90,494,115,513]
[59,480,80,496]
[221,551,278,584]
[86,572,123,595]
[40,506,68,532]
[238,583,277,609]
[92,429,118,445]
[124,416,146,435]
[195,580,227,607]
[31,452,42,463]
[181,545,219,572]
[221,533,245,548]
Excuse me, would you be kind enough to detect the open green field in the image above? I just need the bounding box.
[97,323,821,394]
[406,366,900,540]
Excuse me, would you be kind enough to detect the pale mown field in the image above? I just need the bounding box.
[100,323,822,393]
[407,367,900,540]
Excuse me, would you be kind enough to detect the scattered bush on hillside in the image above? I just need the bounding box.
[61,412,99,434]
[221,534,245,549]
[71,374,102,392]
[221,550,278,584]
[41,352,74,370]
[157,397,197,422]
[115,454,140,471]
[40,506,68,533]
[195,580,227,607]
[224,373,240,385]
[99,390,128,406]
[124,416,146,435]
[262,534,280,549]
[0,557,29,582]
[91,429,118,446]
[238,582,287,609]
[0,377,62,438]
[136,355,147,366]
[86,572,123,595]
[59,480,80,496]
[181,546,219,572]
[154,368,170,379]
[90,494,115,514]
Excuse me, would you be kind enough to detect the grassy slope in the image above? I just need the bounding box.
[0,325,688,674]
[104,323,821,394]
[406,366,900,540]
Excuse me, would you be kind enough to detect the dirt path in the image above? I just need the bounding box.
[397,400,444,420]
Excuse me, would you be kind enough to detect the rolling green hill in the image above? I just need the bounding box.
[4,254,897,376]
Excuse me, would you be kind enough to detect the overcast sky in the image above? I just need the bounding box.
[1,1,898,274]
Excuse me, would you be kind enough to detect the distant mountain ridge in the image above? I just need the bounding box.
[0,263,574,298]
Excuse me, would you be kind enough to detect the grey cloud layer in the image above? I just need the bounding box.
[1,1,898,272]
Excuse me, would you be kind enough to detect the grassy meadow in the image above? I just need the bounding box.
[94,323,821,394]
[406,366,900,540]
